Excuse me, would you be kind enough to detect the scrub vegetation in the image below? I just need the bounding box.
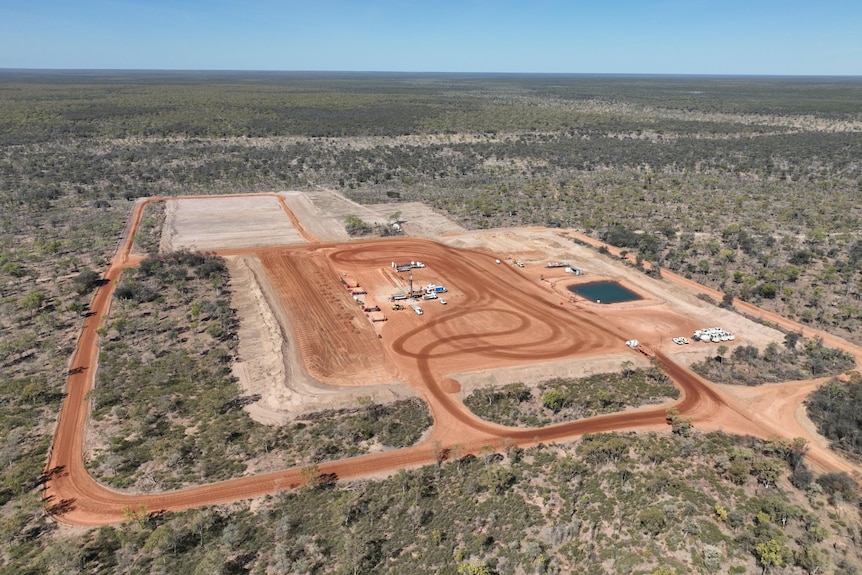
[1,71,861,573]
[14,433,862,575]
[464,367,679,427]
[690,336,856,385]
[807,376,862,462]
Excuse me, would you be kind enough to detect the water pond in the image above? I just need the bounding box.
[566,281,642,304]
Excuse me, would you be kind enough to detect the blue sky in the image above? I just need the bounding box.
[1,0,860,75]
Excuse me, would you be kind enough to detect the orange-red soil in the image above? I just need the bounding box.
[42,195,862,526]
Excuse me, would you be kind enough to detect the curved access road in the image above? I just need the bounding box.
[43,199,861,526]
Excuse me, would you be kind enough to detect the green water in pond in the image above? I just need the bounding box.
[567,281,642,304]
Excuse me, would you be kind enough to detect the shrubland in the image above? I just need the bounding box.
[10,432,862,575]
[1,71,860,572]
[464,367,679,427]
[691,336,855,385]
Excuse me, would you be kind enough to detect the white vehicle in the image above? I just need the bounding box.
[439,298,447,305]
[412,304,423,315]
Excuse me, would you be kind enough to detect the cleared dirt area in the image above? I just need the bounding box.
[280,191,351,243]
[303,189,392,228]
[445,228,784,354]
[44,191,862,526]
[160,194,308,252]
[302,189,468,237]
[371,201,468,237]
[258,247,397,387]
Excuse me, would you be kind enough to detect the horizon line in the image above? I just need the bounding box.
[2,68,861,80]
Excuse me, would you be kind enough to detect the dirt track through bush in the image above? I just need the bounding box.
[42,194,862,526]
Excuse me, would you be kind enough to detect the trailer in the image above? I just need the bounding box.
[390,293,408,301]
[394,261,426,272]
[412,304,424,315]
[363,305,381,313]
[547,260,570,268]
[425,284,447,293]
[423,292,438,300]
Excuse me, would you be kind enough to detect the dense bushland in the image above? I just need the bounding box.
[807,377,862,461]
[7,432,861,575]
[2,72,861,572]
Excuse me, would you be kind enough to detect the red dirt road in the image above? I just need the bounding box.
[43,197,861,526]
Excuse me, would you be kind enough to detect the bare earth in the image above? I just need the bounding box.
[43,191,862,526]
[160,194,308,252]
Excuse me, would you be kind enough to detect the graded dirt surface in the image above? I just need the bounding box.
[43,192,862,526]
[257,246,396,387]
[160,194,311,252]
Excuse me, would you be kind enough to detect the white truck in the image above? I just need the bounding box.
[412,304,423,315]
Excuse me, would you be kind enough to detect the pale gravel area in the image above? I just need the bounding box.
[303,189,392,228]
[160,195,306,252]
[279,191,351,242]
[295,188,469,239]
[367,201,467,237]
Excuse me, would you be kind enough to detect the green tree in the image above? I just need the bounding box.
[345,214,372,236]
[759,283,778,299]
[72,268,101,294]
[542,390,569,413]
[19,290,46,318]
[754,539,789,574]
[638,507,667,535]
[457,560,491,575]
